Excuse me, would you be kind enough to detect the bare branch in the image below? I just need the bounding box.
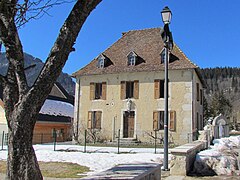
[28,0,102,111]
[0,1,29,97]
[15,0,75,27]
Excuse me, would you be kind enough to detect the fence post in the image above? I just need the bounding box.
[154,130,157,154]
[53,130,57,151]
[1,131,4,150]
[117,129,120,154]
[84,129,87,153]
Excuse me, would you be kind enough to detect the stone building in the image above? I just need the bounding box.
[72,28,204,145]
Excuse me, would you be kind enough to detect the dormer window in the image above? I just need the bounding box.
[127,51,138,66]
[160,49,166,64]
[98,58,104,68]
[97,54,106,68]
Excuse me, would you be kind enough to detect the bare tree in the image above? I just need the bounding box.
[0,0,102,179]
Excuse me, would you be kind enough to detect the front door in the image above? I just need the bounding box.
[123,111,134,138]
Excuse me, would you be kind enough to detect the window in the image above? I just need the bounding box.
[197,83,200,101]
[127,51,137,66]
[128,55,135,66]
[90,82,107,100]
[88,111,102,129]
[98,58,105,68]
[154,79,164,98]
[126,81,134,98]
[196,112,199,130]
[160,49,166,64]
[120,80,139,99]
[153,110,176,131]
[200,89,203,105]
[200,115,203,130]
[95,83,102,99]
[97,54,106,68]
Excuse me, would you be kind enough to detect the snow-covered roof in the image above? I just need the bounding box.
[40,99,74,118]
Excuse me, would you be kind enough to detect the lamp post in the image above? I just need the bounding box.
[161,6,173,171]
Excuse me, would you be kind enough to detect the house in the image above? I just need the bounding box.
[72,28,204,145]
[33,82,74,144]
[0,83,74,144]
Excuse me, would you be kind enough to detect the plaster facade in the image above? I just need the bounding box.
[74,69,203,145]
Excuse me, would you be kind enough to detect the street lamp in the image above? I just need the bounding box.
[161,6,174,171]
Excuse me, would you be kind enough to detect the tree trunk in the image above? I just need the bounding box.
[0,0,102,179]
[6,113,42,180]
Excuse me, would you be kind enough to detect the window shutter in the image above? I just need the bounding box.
[102,82,107,100]
[87,111,92,129]
[170,110,176,131]
[134,80,139,99]
[90,82,95,100]
[153,111,159,130]
[120,81,126,100]
[154,80,160,99]
[96,111,102,129]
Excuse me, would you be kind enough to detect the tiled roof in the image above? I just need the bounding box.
[72,27,198,77]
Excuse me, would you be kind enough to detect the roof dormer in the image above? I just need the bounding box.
[160,49,166,64]
[127,51,138,66]
[97,54,107,68]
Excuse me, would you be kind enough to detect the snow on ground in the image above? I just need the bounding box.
[194,135,240,176]
[196,135,240,160]
[0,144,165,175]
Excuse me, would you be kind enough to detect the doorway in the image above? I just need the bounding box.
[123,111,135,138]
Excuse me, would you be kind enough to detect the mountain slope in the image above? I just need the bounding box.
[0,53,75,95]
[200,67,240,124]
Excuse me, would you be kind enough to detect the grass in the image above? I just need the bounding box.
[0,161,89,178]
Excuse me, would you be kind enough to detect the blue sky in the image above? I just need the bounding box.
[18,0,240,75]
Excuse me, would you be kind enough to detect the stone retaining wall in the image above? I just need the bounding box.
[170,140,205,176]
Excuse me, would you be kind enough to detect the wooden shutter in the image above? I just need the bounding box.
[96,111,102,129]
[170,110,176,131]
[102,82,107,100]
[120,81,126,100]
[133,80,139,99]
[154,80,160,99]
[90,82,95,100]
[153,111,159,130]
[87,111,92,129]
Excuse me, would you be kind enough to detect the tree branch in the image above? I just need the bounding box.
[0,20,28,95]
[15,0,75,27]
[27,0,101,111]
[0,0,28,102]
